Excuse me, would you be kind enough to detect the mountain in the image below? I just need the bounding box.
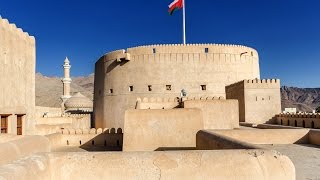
[281,86,320,112]
[35,73,320,112]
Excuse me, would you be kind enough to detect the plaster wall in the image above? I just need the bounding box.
[0,135,50,165]
[0,150,295,180]
[0,17,36,135]
[123,109,203,151]
[183,99,239,129]
[94,44,260,129]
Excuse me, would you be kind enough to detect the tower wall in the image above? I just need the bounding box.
[226,79,281,124]
[94,44,260,129]
[0,17,36,135]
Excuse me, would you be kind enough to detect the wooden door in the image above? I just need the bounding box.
[1,116,8,133]
[17,116,23,135]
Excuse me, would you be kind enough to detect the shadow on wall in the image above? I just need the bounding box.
[80,128,123,151]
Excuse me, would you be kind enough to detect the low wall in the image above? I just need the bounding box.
[0,135,50,165]
[204,129,310,145]
[257,124,302,129]
[35,106,62,118]
[275,113,320,128]
[308,129,320,146]
[196,130,259,150]
[123,109,203,151]
[136,97,180,109]
[0,150,295,180]
[45,128,123,151]
[35,116,91,135]
[183,99,239,129]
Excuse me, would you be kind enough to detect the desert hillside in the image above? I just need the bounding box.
[35,73,320,112]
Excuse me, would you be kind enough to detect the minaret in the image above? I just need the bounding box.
[61,57,72,101]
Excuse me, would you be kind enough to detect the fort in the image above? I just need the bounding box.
[0,16,320,179]
[94,44,260,128]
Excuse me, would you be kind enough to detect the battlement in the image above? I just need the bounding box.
[226,79,280,90]
[0,16,35,43]
[128,43,256,50]
[137,96,226,103]
[99,43,259,63]
[61,128,123,135]
[276,113,320,119]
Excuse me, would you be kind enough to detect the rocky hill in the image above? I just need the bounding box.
[35,73,320,112]
[281,86,320,112]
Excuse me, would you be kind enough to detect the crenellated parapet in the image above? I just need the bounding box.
[0,17,35,44]
[61,128,123,135]
[276,113,320,119]
[226,79,280,91]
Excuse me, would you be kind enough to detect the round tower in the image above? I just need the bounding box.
[61,57,72,101]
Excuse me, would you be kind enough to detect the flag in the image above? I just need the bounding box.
[168,0,183,15]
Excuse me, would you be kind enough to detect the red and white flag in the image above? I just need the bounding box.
[168,0,183,15]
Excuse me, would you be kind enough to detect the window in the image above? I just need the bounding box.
[109,89,113,94]
[153,48,156,54]
[166,85,172,91]
[129,86,134,92]
[201,85,207,91]
[148,85,152,92]
[205,48,209,53]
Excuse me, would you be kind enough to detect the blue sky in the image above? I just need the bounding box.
[0,0,319,87]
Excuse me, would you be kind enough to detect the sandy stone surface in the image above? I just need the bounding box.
[258,144,320,180]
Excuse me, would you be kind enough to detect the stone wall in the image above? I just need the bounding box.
[94,44,260,129]
[226,79,281,124]
[123,109,203,151]
[275,113,320,128]
[0,17,36,135]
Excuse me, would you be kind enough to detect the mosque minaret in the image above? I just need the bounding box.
[61,57,72,101]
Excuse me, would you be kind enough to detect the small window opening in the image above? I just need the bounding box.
[205,48,209,53]
[80,140,82,145]
[153,48,156,54]
[109,89,113,94]
[148,85,152,92]
[129,86,134,92]
[281,119,283,125]
[117,140,120,146]
[303,120,306,128]
[104,140,107,146]
[92,140,95,145]
[295,120,297,127]
[67,140,69,145]
[251,51,254,56]
[312,121,315,128]
[201,85,207,91]
[166,85,172,91]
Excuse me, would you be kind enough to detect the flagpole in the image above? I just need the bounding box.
[183,0,186,45]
